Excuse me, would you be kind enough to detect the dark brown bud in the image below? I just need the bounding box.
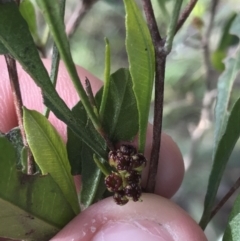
[124,183,142,202]
[131,153,147,172]
[105,172,123,192]
[119,144,137,156]
[125,170,141,185]
[113,190,129,205]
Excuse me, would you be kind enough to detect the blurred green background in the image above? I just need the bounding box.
[35,0,240,240]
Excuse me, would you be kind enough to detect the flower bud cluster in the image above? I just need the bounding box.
[105,144,147,205]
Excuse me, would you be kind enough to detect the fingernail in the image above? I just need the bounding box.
[92,219,175,241]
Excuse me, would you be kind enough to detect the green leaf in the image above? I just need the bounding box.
[19,0,39,42]
[199,98,240,229]
[67,102,107,208]
[0,1,106,159]
[211,14,238,71]
[199,15,240,229]
[80,147,105,210]
[67,129,83,175]
[0,41,8,54]
[223,194,240,241]
[0,136,75,240]
[96,68,139,143]
[23,108,80,214]
[214,14,240,154]
[124,0,155,152]
[36,0,101,134]
[5,127,24,169]
[67,100,107,175]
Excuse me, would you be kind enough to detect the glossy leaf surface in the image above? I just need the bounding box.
[0,136,75,240]
[23,108,79,214]
[124,0,155,152]
[96,68,139,143]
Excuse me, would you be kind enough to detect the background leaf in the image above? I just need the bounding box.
[0,1,106,159]
[199,14,240,229]
[19,0,39,42]
[0,136,75,241]
[124,0,155,152]
[223,194,240,241]
[23,108,80,214]
[96,68,139,143]
[214,14,240,152]
[199,99,240,229]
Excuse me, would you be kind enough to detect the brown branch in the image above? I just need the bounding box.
[142,0,162,44]
[4,55,34,175]
[210,176,240,221]
[175,0,198,34]
[142,0,166,193]
[66,0,98,38]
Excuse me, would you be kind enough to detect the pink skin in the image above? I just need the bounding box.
[0,56,207,240]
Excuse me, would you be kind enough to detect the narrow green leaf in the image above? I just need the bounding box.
[100,38,111,117]
[124,0,155,152]
[23,108,80,214]
[0,1,106,159]
[19,0,39,42]
[80,147,105,210]
[223,194,240,241]
[165,0,183,53]
[96,68,139,143]
[0,136,75,240]
[214,15,240,152]
[36,0,101,132]
[200,14,240,230]
[199,98,240,229]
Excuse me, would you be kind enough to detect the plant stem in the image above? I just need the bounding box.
[210,176,240,221]
[99,38,111,119]
[85,77,99,117]
[85,78,97,108]
[44,0,65,118]
[142,0,166,193]
[44,44,60,118]
[4,55,34,175]
[165,0,184,54]
[93,154,110,176]
[175,0,198,34]
[84,77,114,151]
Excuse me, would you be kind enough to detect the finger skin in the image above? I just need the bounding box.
[51,194,207,241]
[0,57,102,141]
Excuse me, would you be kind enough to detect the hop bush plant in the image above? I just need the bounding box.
[0,0,240,240]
